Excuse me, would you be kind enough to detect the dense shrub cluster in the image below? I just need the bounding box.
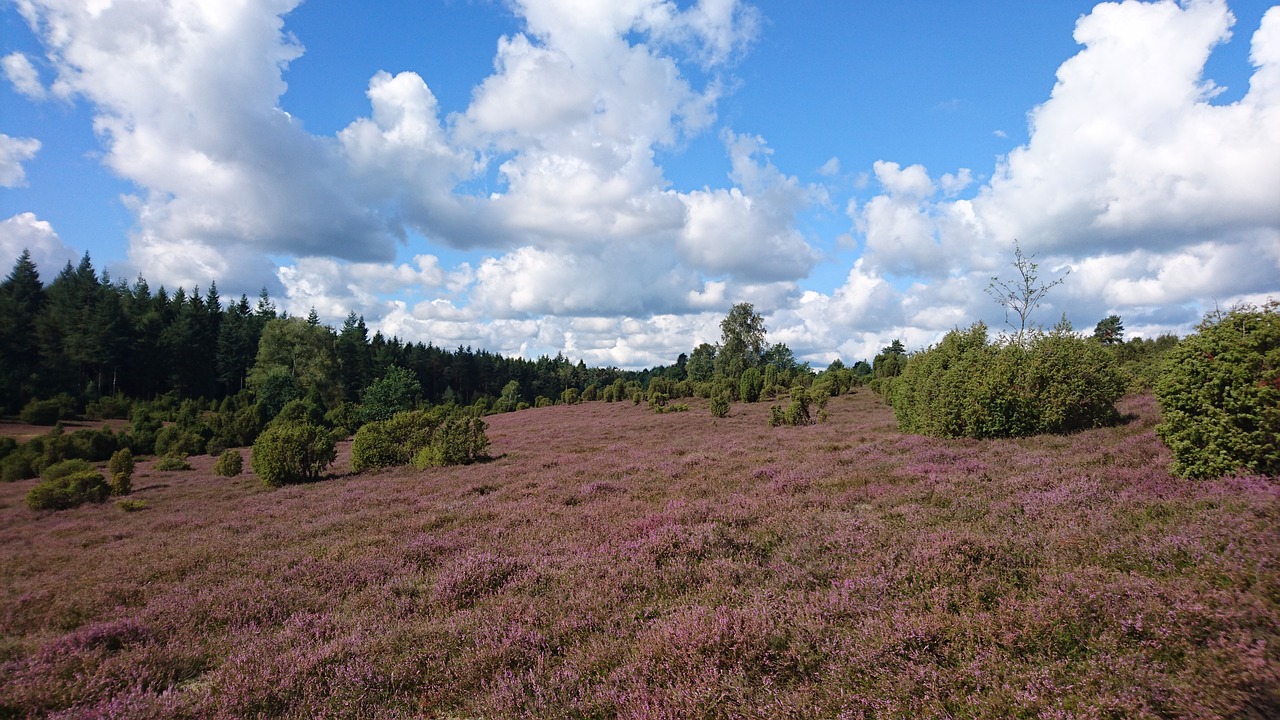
[1155,302,1279,479]
[891,323,1125,438]
[250,422,336,487]
[770,385,820,427]
[352,407,489,472]
[25,460,110,510]
[1,424,126,482]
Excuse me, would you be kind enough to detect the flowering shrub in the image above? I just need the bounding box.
[1156,301,1280,478]
[250,422,336,486]
[892,323,1124,438]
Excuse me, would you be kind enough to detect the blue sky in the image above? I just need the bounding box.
[2,0,1278,368]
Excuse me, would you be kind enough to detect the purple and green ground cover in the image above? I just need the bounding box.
[1,390,1276,718]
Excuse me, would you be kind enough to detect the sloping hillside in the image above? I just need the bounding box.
[1,391,1277,718]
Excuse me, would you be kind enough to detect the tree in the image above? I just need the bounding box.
[986,240,1069,341]
[687,343,717,383]
[360,365,421,423]
[0,250,46,409]
[1093,315,1124,345]
[248,317,342,411]
[715,302,767,381]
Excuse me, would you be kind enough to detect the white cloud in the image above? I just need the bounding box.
[0,212,77,273]
[0,134,41,187]
[2,51,45,99]
[835,1,1280,353]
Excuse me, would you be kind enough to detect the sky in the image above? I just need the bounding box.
[1,0,1278,370]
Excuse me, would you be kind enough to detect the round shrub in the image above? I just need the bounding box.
[107,447,134,495]
[214,449,244,477]
[26,469,110,511]
[891,323,1124,438]
[1155,301,1279,479]
[251,422,336,487]
[154,454,193,471]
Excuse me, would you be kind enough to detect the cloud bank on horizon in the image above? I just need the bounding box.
[2,0,1278,369]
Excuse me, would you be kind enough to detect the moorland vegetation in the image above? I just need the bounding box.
[0,246,1277,716]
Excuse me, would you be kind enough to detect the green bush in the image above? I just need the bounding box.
[85,394,132,420]
[1155,302,1280,479]
[117,499,147,512]
[19,396,71,426]
[411,415,490,468]
[251,422,336,487]
[710,392,730,418]
[26,469,110,511]
[353,408,489,472]
[108,448,134,495]
[891,323,1124,438]
[214,449,244,477]
[1,448,38,482]
[41,458,93,482]
[770,385,815,427]
[154,455,192,471]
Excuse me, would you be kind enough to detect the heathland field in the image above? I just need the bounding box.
[1,390,1277,718]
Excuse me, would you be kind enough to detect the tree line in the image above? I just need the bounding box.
[0,250,646,416]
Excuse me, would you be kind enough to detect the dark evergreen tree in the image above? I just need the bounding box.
[0,250,46,410]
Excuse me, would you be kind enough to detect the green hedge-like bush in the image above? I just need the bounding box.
[1155,302,1280,479]
[352,408,489,472]
[891,323,1124,438]
[411,415,489,468]
[251,422,336,487]
[26,469,110,511]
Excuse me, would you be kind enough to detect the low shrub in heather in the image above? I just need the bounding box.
[770,385,816,427]
[154,455,192,472]
[213,449,244,477]
[250,422,336,486]
[107,448,133,495]
[1156,301,1280,478]
[351,409,438,471]
[892,322,1124,438]
[26,467,109,510]
[411,415,490,468]
[710,392,730,418]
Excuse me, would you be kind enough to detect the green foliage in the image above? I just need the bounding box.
[250,422,336,487]
[129,406,163,455]
[107,448,133,495]
[19,396,73,425]
[41,458,93,482]
[359,365,420,423]
[85,394,132,420]
[739,367,764,403]
[770,385,815,427]
[710,391,730,418]
[353,408,489,472]
[214,449,244,477]
[560,387,580,405]
[1093,315,1125,345]
[324,402,361,437]
[116,499,147,512]
[716,303,767,380]
[154,455,193,472]
[1155,302,1280,479]
[26,469,109,511]
[270,398,326,430]
[890,323,1124,439]
[411,415,490,468]
[154,425,206,458]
